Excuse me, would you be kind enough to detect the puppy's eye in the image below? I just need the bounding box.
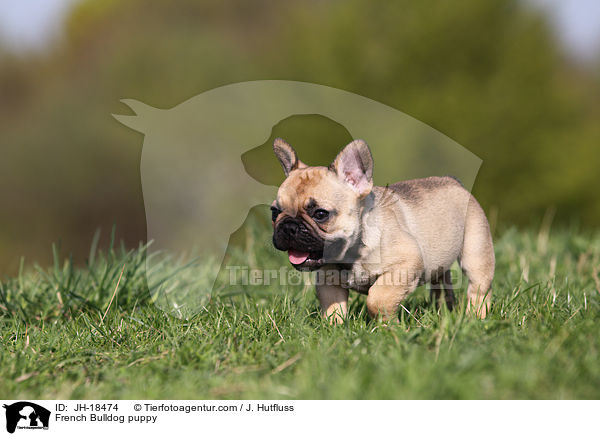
[313,209,329,222]
[270,206,281,222]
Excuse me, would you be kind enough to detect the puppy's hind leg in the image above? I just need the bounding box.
[461,198,495,319]
[429,269,455,311]
[430,274,442,308]
[442,269,455,310]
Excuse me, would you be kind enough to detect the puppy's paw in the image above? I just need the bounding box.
[466,296,491,319]
[327,315,345,325]
[323,310,346,325]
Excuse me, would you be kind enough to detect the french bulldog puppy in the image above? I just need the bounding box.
[271,138,494,323]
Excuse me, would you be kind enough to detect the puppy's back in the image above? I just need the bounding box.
[382,176,486,274]
[387,175,464,201]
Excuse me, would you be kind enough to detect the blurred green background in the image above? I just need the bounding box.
[1,0,599,274]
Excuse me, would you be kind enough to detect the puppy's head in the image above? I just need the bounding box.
[271,138,373,271]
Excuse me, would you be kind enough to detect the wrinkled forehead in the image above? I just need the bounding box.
[276,167,341,213]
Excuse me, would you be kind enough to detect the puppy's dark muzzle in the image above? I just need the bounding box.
[273,217,325,271]
[280,221,299,238]
[273,217,323,252]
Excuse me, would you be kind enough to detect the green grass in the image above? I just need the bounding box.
[1,223,600,399]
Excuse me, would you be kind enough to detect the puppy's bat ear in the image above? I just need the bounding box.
[273,138,306,176]
[331,139,373,197]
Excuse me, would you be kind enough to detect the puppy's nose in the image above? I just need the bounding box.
[281,221,299,237]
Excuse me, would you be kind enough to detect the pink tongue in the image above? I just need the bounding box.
[288,249,310,265]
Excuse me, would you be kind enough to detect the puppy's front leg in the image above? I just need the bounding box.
[315,268,349,324]
[367,265,422,322]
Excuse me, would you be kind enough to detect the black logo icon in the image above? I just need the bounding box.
[2,402,50,433]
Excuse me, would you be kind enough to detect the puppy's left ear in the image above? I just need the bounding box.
[332,139,373,197]
[273,138,307,177]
